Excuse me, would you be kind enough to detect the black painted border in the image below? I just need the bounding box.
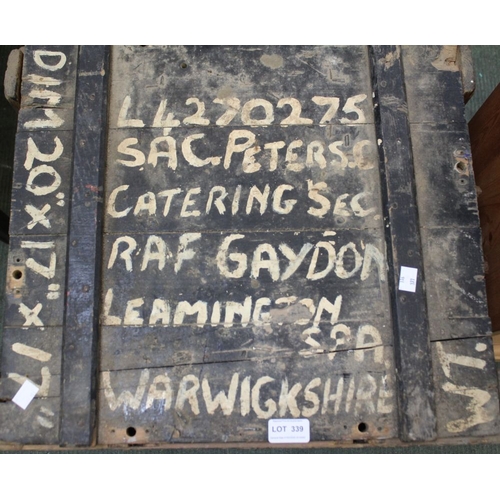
[60,46,110,445]
[370,46,437,442]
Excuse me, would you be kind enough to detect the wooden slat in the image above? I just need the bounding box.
[401,45,497,439]
[0,46,78,445]
[370,46,437,442]
[60,46,110,446]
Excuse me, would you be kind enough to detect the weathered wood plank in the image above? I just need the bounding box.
[403,45,466,125]
[0,327,62,400]
[60,46,110,446]
[97,45,396,445]
[98,351,397,445]
[9,130,75,236]
[371,45,436,442]
[0,397,60,444]
[4,235,67,327]
[100,315,392,372]
[409,124,480,228]
[420,227,489,338]
[0,45,78,446]
[17,46,78,132]
[108,46,375,129]
[403,46,491,342]
[101,230,390,323]
[401,45,499,439]
[104,125,382,234]
[432,337,500,438]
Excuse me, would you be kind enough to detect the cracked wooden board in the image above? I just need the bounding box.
[98,45,397,444]
[98,348,397,445]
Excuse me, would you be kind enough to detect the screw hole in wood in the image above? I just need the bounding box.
[358,422,368,432]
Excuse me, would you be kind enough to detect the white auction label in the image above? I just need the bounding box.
[12,379,39,410]
[268,419,310,444]
[399,266,418,292]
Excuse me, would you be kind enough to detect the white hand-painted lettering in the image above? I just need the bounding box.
[278,98,313,126]
[312,96,340,125]
[28,89,62,107]
[25,204,51,229]
[24,136,63,171]
[18,302,44,327]
[436,342,495,433]
[24,109,64,129]
[182,134,221,167]
[340,94,367,124]
[102,370,393,418]
[12,343,52,362]
[202,373,239,416]
[26,165,62,196]
[213,97,240,126]
[153,99,180,128]
[184,97,210,126]
[118,93,369,128]
[241,98,274,126]
[25,250,56,280]
[117,95,145,128]
[117,138,146,167]
[114,129,376,175]
[33,50,67,71]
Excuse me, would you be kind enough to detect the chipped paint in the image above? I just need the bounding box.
[431,45,459,72]
[260,54,284,69]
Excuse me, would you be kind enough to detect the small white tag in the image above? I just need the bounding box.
[399,266,418,292]
[268,419,310,444]
[12,379,39,410]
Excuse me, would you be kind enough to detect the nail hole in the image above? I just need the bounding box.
[335,216,346,225]
[126,427,136,437]
[180,62,188,69]
[12,270,23,280]
[15,258,21,263]
[455,161,467,173]
[459,178,467,185]
[358,422,368,432]
[400,295,407,303]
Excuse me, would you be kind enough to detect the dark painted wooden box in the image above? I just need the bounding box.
[1,45,499,448]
